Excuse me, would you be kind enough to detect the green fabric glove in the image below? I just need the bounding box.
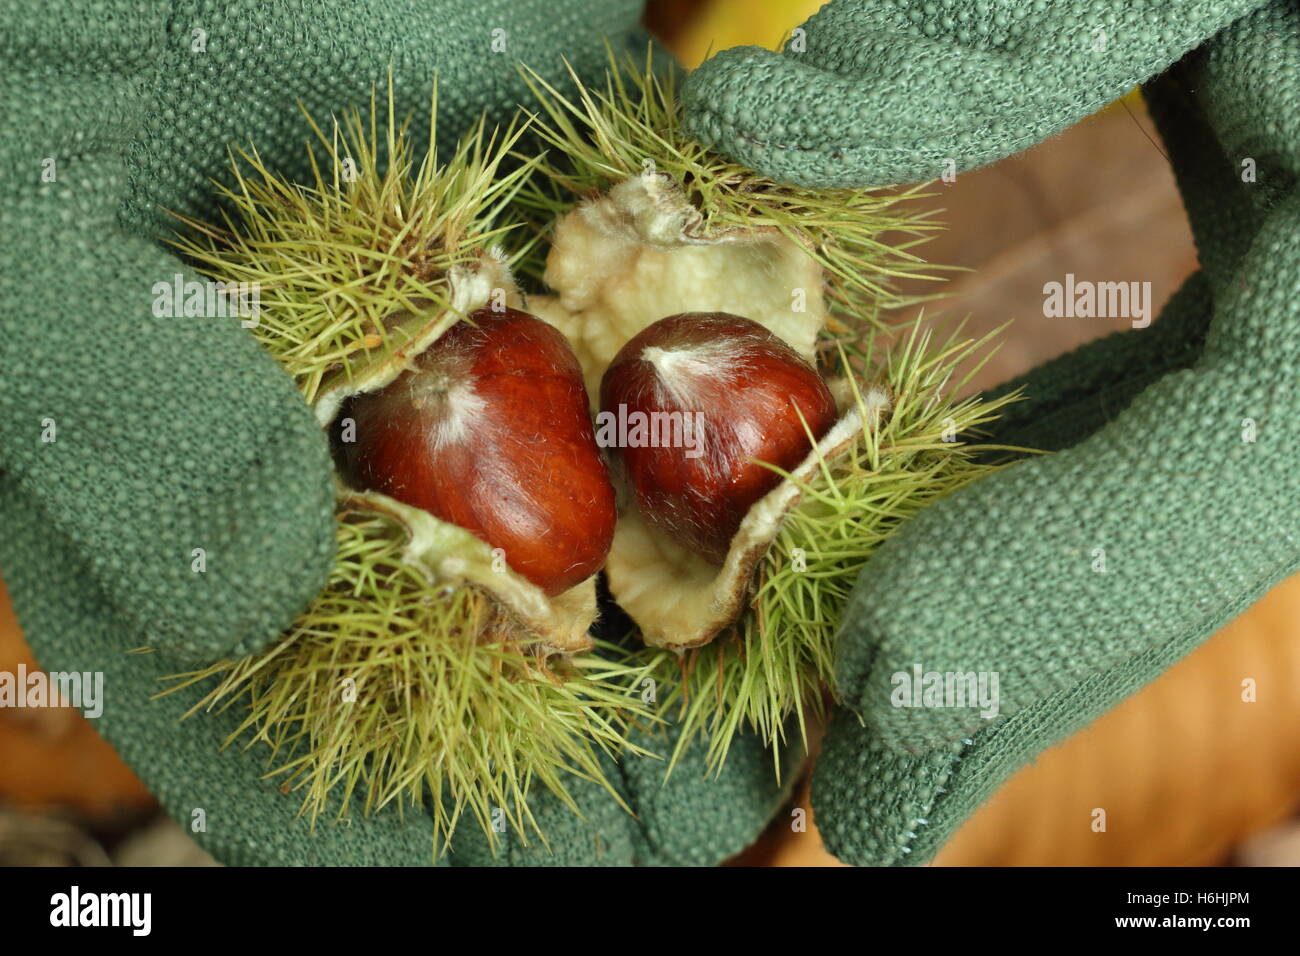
[685,0,1300,864]
[0,0,791,866]
[680,0,1268,188]
[445,719,799,866]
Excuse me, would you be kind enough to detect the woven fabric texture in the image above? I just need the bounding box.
[681,0,1272,187]
[3,0,1295,868]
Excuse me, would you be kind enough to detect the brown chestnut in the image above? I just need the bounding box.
[599,312,838,564]
[339,307,616,596]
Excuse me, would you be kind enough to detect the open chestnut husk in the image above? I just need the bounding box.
[525,168,891,650]
[306,248,609,657]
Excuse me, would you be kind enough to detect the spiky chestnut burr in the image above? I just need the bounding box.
[600,312,838,564]
[339,307,616,596]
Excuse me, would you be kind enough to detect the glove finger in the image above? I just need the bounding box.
[617,720,802,866]
[815,607,1219,866]
[0,205,337,664]
[447,721,800,866]
[444,737,642,867]
[681,0,1268,188]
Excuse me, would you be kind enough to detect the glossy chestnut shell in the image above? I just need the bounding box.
[339,307,617,596]
[599,312,838,564]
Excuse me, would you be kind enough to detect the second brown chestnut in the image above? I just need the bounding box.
[599,312,838,564]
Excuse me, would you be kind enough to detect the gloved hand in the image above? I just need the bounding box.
[683,0,1300,864]
[1,0,793,867]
